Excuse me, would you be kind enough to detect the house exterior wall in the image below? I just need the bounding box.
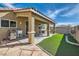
[0,12,17,41]
[56,26,71,34]
[49,24,55,34]
[15,11,30,17]
[75,30,79,43]
[2,12,16,20]
[35,20,41,36]
[33,13,55,36]
[35,20,48,36]
[0,9,55,43]
[17,17,28,35]
[0,28,9,41]
[0,12,29,41]
[70,26,79,43]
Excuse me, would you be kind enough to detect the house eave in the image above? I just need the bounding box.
[14,8,55,24]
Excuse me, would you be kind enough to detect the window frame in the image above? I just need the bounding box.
[10,20,17,28]
[0,18,17,28]
[0,18,9,28]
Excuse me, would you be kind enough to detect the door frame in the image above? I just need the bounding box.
[25,21,28,36]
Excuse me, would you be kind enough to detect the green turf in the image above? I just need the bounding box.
[38,34,79,56]
[56,34,79,56]
[38,33,64,55]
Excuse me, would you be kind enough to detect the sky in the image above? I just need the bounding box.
[0,3,79,26]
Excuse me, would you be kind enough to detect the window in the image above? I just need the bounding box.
[10,21,16,27]
[39,24,45,29]
[1,20,9,27]
[0,19,16,28]
[42,26,45,29]
[39,26,42,29]
[42,31,45,33]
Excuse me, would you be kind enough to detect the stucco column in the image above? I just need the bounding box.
[28,16,35,44]
[47,23,50,36]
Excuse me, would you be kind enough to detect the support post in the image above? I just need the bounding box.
[47,23,50,36]
[28,16,35,44]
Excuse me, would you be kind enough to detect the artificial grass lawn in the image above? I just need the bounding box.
[38,34,79,56]
[56,34,79,56]
[38,33,64,55]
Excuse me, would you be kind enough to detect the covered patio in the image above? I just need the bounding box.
[0,8,55,56]
[15,8,55,44]
[0,34,53,47]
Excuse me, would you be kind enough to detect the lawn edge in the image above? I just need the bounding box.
[37,44,53,56]
[65,35,79,46]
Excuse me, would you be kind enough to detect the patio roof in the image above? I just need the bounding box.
[14,8,55,23]
[0,8,55,23]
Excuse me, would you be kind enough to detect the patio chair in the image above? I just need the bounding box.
[9,29,17,40]
[16,28,24,39]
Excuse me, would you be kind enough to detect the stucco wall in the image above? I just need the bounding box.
[71,27,79,43]
[56,27,71,34]
[17,17,28,35]
[0,12,29,41]
[35,20,48,36]
[0,12,17,41]
[0,28,9,41]
[75,31,79,43]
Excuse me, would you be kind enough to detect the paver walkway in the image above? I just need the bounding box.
[0,34,54,56]
[0,44,48,56]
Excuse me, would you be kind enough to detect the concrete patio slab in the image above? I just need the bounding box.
[20,50,32,56]
[0,35,54,56]
[0,44,49,56]
[6,47,21,56]
[0,47,9,56]
[32,50,48,56]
